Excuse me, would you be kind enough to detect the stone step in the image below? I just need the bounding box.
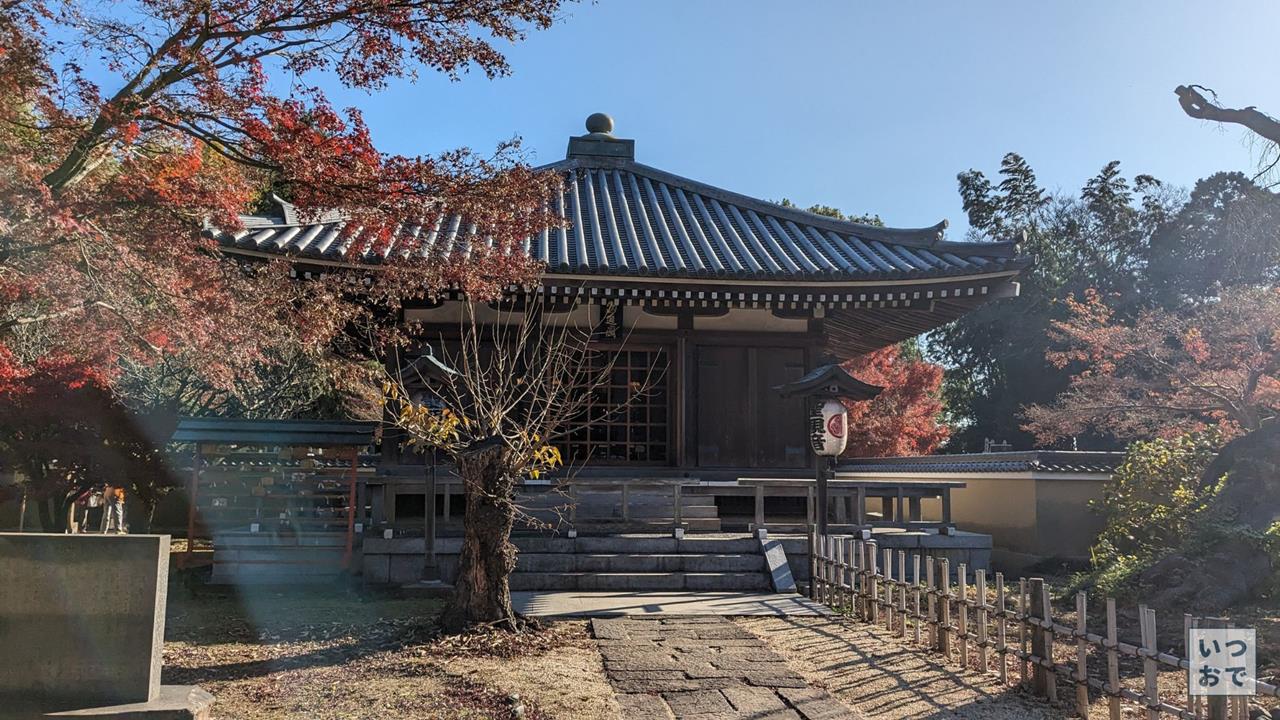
[507,571,771,592]
[516,552,765,573]
[571,518,723,532]
[566,536,757,554]
[510,535,757,554]
[519,497,721,512]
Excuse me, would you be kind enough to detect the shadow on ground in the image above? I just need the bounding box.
[737,615,1069,720]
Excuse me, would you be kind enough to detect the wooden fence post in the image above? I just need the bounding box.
[898,549,908,638]
[1139,606,1159,720]
[958,563,970,668]
[844,536,856,613]
[1185,615,1202,720]
[884,547,895,632]
[1106,598,1120,720]
[926,555,937,649]
[821,535,833,606]
[1202,617,1229,720]
[1030,578,1053,699]
[1019,578,1028,686]
[1075,591,1090,718]
[996,573,1008,684]
[807,530,817,601]
[816,534,826,604]
[977,569,989,673]
[853,540,864,619]
[912,553,922,644]
[940,558,952,659]
[867,541,879,624]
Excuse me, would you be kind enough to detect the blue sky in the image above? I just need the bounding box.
[316,0,1279,239]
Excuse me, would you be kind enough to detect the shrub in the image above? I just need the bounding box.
[1079,429,1225,597]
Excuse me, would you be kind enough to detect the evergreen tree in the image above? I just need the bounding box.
[931,156,1175,451]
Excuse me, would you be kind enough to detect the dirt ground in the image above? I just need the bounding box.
[737,615,1069,720]
[162,587,618,720]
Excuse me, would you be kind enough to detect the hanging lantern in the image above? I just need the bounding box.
[809,399,848,456]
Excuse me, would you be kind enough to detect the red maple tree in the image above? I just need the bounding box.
[1023,287,1280,443]
[841,345,950,457]
[0,0,570,530]
[0,0,566,398]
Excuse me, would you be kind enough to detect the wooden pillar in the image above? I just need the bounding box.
[343,451,357,568]
[754,484,765,530]
[855,486,866,527]
[184,444,200,569]
[673,483,682,529]
[815,457,829,536]
[424,452,437,579]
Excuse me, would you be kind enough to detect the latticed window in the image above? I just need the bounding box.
[562,348,670,465]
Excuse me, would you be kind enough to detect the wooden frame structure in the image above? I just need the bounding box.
[735,477,961,532]
[171,418,377,570]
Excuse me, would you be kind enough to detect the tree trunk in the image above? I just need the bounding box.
[439,443,521,633]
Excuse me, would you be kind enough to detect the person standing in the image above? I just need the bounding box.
[100,485,127,534]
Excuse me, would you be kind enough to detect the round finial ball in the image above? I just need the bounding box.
[585,112,614,134]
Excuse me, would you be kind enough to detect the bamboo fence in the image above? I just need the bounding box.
[807,532,1278,720]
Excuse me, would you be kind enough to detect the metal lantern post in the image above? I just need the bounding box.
[775,364,883,536]
[408,344,458,582]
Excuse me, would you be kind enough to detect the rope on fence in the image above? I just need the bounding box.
[807,532,1278,719]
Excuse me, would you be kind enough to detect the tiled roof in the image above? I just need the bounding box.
[837,451,1124,476]
[216,127,1024,284]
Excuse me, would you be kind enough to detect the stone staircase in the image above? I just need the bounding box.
[509,535,770,591]
[516,484,723,533]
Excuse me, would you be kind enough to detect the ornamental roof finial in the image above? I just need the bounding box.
[585,112,614,137]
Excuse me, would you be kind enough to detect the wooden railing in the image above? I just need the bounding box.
[563,478,703,530]
[808,532,1277,719]
[736,478,962,531]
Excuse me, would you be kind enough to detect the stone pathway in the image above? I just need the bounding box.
[592,616,859,720]
[514,591,831,617]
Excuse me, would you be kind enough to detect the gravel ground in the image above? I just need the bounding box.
[439,626,620,720]
[737,616,1068,720]
[161,589,617,719]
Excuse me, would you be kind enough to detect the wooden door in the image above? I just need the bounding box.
[696,346,752,467]
[695,345,807,468]
[755,348,808,468]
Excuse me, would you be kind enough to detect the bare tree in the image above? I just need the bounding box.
[1176,84,1280,184]
[384,300,656,632]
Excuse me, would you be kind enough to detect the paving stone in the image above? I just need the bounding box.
[777,687,859,719]
[605,657,685,671]
[612,679,707,694]
[616,693,675,720]
[682,665,744,679]
[592,619,632,640]
[596,614,849,719]
[609,670,689,681]
[661,690,735,716]
[743,672,810,689]
[709,658,793,671]
[721,686,788,714]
